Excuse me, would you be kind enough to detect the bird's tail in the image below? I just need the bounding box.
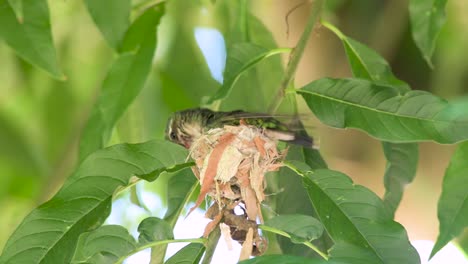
[288,133,314,148]
[265,130,314,148]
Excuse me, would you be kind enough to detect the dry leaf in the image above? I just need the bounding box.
[220,223,233,250]
[239,228,254,261]
[216,145,243,183]
[189,133,236,214]
[253,136,266,157]
[242,186,258,220]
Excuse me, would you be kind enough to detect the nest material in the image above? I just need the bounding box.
[187,124,286,259]
[189,125,285,219]
[205,200,267,258]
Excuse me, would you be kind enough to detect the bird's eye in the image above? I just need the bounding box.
[170,132,177,140]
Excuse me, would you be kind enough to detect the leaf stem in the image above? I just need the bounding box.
[201,224,222,264]
[226,48,292,96]
[205,47,292,105]
[115,238,206,264]
[149,176,199,263]
[113,176,141,201]
[321,20,345,39]
[268,0,324,113]
[282,161,312,176]
[303,241,329,260]
[240,0,249,41]
[258,225,328,260]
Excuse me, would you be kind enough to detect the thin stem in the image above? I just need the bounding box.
[268,0,324,114]
[113,177,141,201]
[303,241,329,260]
[258,225,328,260]
[239,0,249,41]
[115,238,206,264]
[201,224,222,264]
[150,176,198,264]
[282,161,314,176]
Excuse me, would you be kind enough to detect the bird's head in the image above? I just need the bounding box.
[166,110,204,149]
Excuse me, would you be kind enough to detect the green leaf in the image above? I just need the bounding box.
[129,185,150,212]
[71,225,137,264]
[458,230,468,257]
[323,22,419,218]
[164,168,197,225]
[0,0,64,79]
[303,147,328,171]
[71,218,199,264]
[78,6,164,162]
[239,254,326,264]
[84,0,130,49]
[0,140,189,264]
[322,21,409,93]
[137,217,173,264]
[165,243,206,264]
[153,1,218,108]
[148,169,197,264]
[138,217,174,244]
[298,78,468,144]
[431,141,468,258]
[7,0,22,21]
[206,43,290,104]
[119,3,165,53]
[274,147,330,258]
[382,142,419,217]
[329,242,383,264]
[263,214,323,244]
[219,9,286,112]
[0,112,45,179]
[301,168,420,263]
[409,0,447,67]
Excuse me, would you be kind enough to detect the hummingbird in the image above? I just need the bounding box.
[165,108,313,149]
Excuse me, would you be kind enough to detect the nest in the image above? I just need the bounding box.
[187,124,286,259]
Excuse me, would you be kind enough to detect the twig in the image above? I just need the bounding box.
[201,223,222,264]
[285,1,308,40]
[268,0,324,114]
[115,238,206,264]
[258,224,328,260]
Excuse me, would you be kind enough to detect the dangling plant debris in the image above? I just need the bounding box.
[187,124,286,258]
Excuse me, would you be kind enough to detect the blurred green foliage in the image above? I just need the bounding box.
[0,0,467,260]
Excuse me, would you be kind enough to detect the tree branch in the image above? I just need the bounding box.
[201,224,222,264]
[268,0,324,113]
